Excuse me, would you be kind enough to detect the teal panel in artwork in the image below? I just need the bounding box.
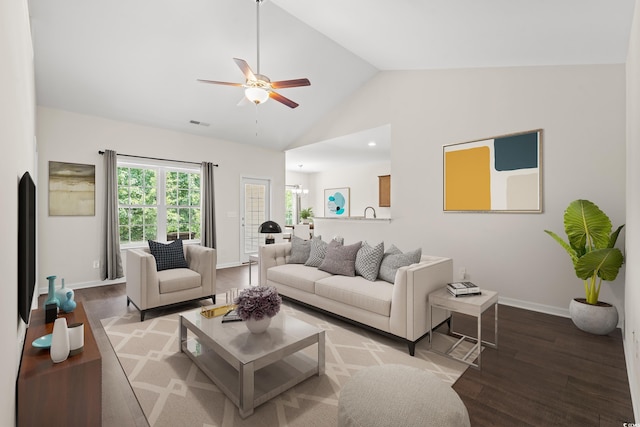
[494,132,538,171]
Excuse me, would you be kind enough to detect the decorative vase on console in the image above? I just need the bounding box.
[45,275,60,308]
[55,278,74,308]
[235,286,282,334]
[61,291,77,313]
[50,317,70,363]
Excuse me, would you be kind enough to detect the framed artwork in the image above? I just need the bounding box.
[49,161,96,216]
[443,129,542,213]
[324,187,350,217]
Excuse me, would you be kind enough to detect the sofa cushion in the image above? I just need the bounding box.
[319,240,362,276]
[288,236,311,264]
[355,241,385,281]
[267,264,333,293]
[305,235,328,267]
[157,268,201,294]
[378,245,422,284]
[315,275,393,317]
[148,239,188,271]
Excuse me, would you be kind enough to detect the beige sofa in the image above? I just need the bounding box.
[259,242,452,355]
[126,245,217,321]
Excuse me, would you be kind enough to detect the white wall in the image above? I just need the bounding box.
[295,64,627,319]
[1,0,37,424]
[310,161,391,220]
[626,0,640,419]
[36,107,286,292]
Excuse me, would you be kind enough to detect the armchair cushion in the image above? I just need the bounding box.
[158,268,201,294]
[148,239,188,271]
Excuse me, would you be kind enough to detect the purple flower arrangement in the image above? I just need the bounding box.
[234,286,282,321]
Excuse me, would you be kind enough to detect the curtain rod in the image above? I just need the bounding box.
[98,150,218,167]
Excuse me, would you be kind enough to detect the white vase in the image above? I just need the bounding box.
[50,317,70,363]
[68,322,84,356]
[246,317,271,334]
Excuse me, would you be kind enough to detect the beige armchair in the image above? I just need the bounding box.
[126,245,216,321]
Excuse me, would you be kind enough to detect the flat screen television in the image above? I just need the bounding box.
[18,171,36,323]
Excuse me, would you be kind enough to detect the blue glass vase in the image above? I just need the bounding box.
[61,291,76,313]
[45,275,60,308]
[55,278,74,306]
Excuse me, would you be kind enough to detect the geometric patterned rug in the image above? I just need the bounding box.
[102,300,474,427]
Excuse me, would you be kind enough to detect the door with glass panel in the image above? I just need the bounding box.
[240,177,270,263]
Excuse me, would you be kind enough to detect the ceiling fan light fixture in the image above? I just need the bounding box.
[245,87,269,104]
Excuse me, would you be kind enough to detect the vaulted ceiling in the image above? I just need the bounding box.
[28,0,635,157]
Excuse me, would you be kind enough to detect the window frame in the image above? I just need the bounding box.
[285,185,298,227]
[117,159,201,249]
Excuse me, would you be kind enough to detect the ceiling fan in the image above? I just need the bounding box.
[197,0,310,109]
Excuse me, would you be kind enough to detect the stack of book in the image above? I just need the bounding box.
[447,281,481,297]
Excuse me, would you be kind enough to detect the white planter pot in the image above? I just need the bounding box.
[569,298,618,335]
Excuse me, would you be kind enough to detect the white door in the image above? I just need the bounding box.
[240,177,270,263]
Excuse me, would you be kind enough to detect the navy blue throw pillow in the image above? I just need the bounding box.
[148,239,188,271]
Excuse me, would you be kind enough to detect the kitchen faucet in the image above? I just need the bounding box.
[364,206,377,219]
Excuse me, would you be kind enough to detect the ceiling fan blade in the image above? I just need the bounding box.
[197,79,243,87]
[271,78,311,89]
[270,91,299,109]
[233,58,256,82]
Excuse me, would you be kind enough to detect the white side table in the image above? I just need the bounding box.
[428,287,498,369]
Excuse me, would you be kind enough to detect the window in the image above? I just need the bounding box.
[244,182,267,253]
[118,162,201,246]
[165,170,201,241]
[285,185,297,226]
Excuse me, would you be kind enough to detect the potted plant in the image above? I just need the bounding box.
[544,199,625,335]
[234,286,282,334]
[300,207,313,224]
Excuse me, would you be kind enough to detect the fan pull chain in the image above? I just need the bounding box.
[255,103,258,137]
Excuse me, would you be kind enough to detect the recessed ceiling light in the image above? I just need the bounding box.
[368,141,376,147]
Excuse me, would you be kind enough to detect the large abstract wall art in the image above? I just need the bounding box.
[49,161,96,216]
[324,187,350,217]
[443,130,542,213]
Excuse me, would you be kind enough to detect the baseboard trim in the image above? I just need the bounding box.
[217,261,242,269]
[38,277,126,295]
[498,296,570,319]
[37,262,245,295]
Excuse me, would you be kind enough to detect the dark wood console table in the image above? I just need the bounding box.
[17,302,102,427]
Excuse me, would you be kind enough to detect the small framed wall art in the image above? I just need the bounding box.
[443,129,542,213]
[49,161,96,216]
[324,187,350,217]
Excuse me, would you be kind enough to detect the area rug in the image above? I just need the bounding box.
[102,301,476,427]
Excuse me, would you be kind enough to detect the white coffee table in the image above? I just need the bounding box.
[179,308,325,418]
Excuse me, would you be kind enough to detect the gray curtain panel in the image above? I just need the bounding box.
[103,150,124,280]
[201,161,217,248]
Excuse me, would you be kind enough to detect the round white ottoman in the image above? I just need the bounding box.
[338,364,471,427]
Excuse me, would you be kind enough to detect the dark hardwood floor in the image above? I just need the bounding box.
[42,264,634,426]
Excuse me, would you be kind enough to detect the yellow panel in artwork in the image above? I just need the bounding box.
[445,147,491,210]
